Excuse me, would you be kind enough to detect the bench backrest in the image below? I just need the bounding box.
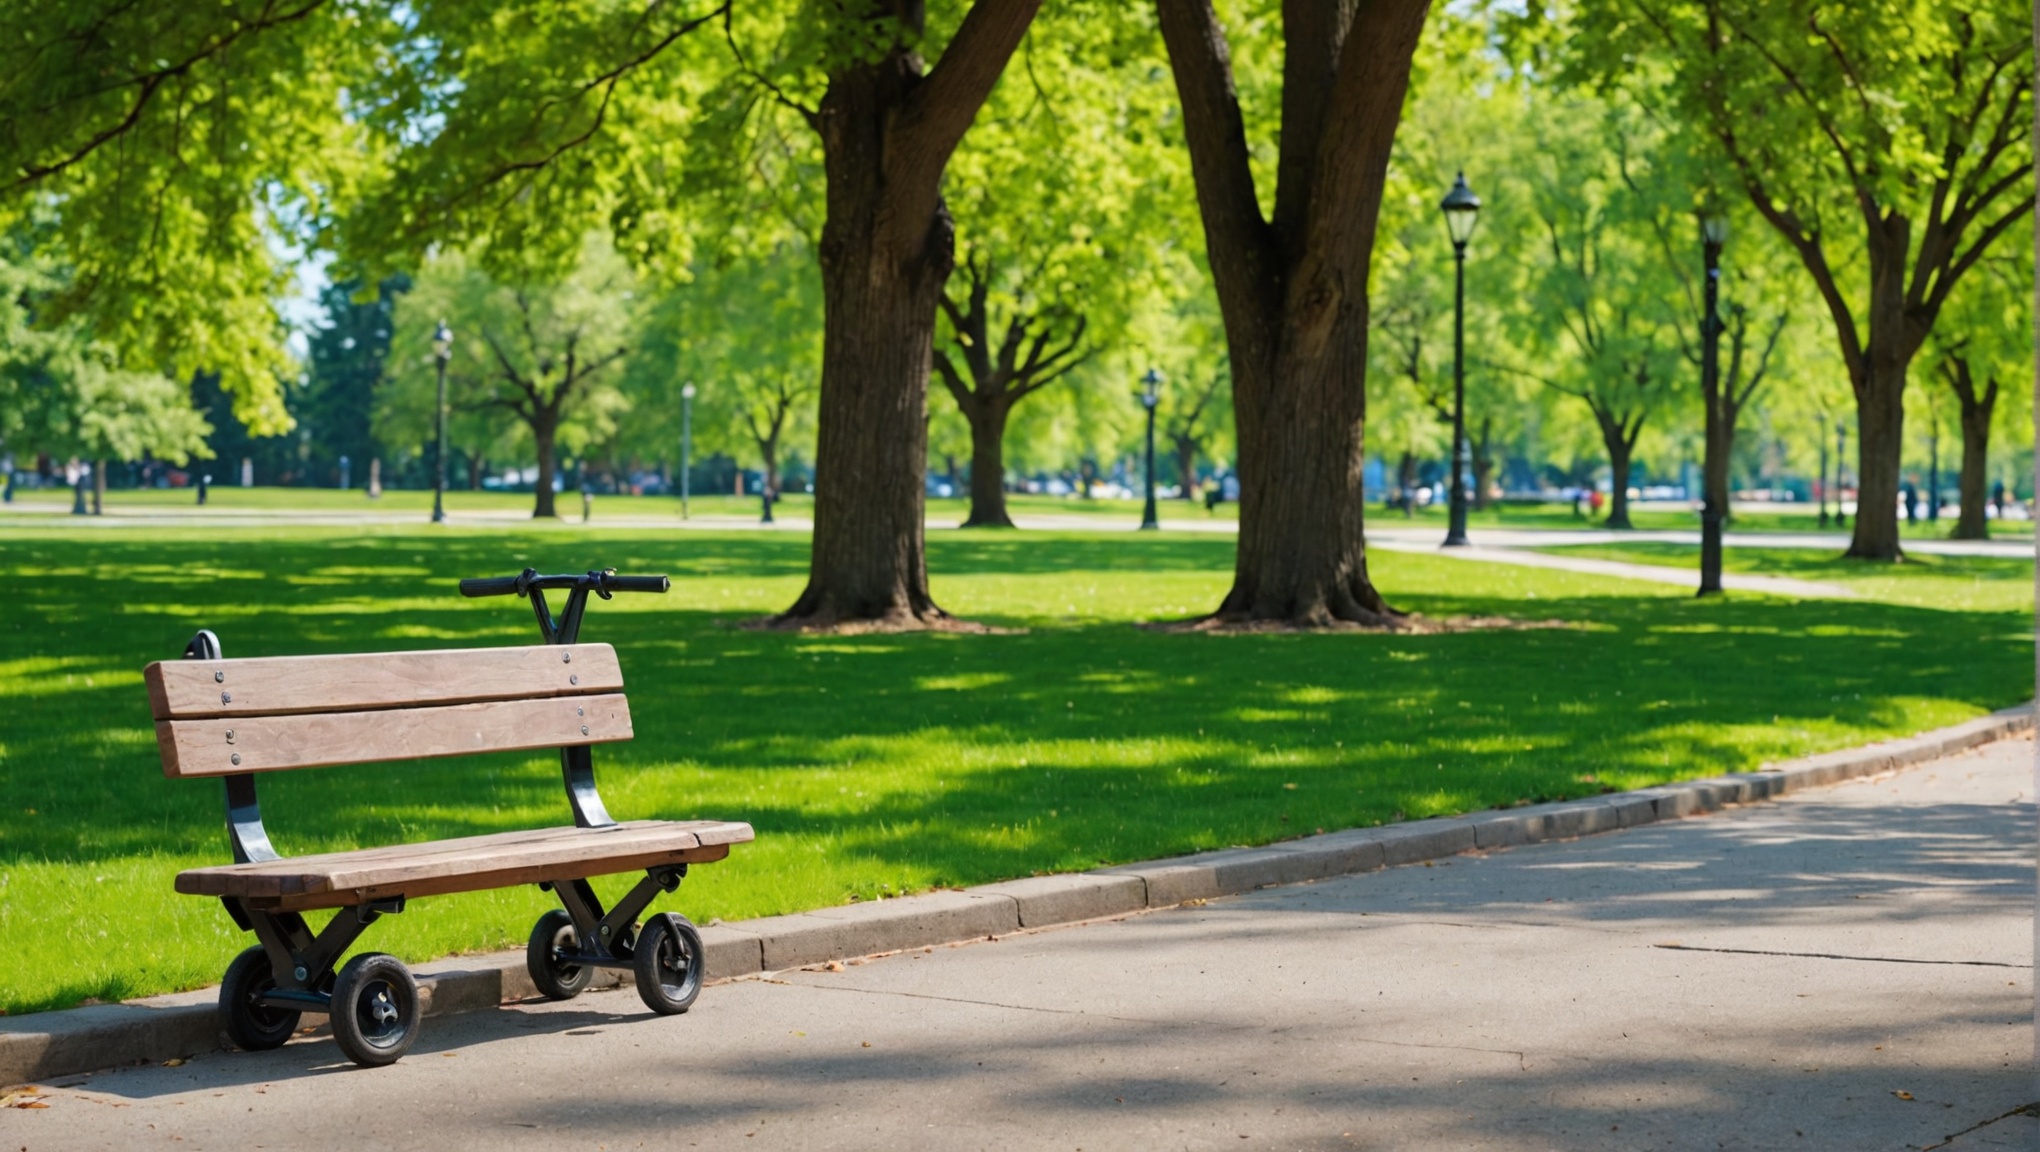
[144,643,632,778]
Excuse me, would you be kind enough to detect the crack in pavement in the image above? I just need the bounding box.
[1651,944,2031,969]
[1921,1101,2040,1150]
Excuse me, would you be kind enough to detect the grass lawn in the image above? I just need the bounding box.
[20,483,2025,537]
[1535,541,2037,612]
[0,522,2028,1015]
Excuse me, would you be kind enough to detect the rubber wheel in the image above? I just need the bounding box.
[220,946,299,1052]
[526,909,593,1001]
[632,913,703,1015]
[329,952,421,1067]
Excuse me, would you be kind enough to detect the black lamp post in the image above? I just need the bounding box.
[680,381,695,520]
[430,320,452,525]
[1139,368,1162,530]
[1441,172,1481,547]
[1834,419,1848,529]
[1817,427,1830,529]
[1697,213,1728,597]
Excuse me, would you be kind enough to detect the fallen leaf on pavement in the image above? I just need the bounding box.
[1892,1091,1914,1101]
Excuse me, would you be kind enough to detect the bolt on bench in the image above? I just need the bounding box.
[143,569,753,1067]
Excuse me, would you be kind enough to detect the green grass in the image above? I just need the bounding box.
[13,484,801,520]
[0,522,2029,1014]
[16,483,2034,537]
[1536,541,2037,612]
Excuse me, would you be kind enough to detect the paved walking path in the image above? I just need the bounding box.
[12,738,2031,1150]
[1367,537,1864,599]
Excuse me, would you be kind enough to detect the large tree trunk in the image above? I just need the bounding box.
[1158,0,1429,627]
[1469,416,1493,512]
[770,0,1040,629]
[92,457,106,515]
[1954,412,1991,540]
[1598,414,1636,530]
[1605,450,1633,529]
[1174,434,1199,502]
[1846,330,1909,558]
[1948,359,1998,540]
[796,241,943,618]
[532,411,559,518]
[760,437,780,501]
[961,397,1013,527]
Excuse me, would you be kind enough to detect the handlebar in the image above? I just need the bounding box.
[459,569,670,599]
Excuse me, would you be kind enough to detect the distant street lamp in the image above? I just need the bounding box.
[1834,419,1848,529]
[1697,213,1728,597]
[1440,172,1482,547]
[1139,368,1163,530]
[1817,428,1830,529]
[680,382,696,520]
[431,320,453,525]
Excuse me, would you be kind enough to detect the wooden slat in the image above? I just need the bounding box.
[174,819,756,903]
[230,821,719,890]
[245,843,736,913]
[156,694,633,778]
[143,644,622,720]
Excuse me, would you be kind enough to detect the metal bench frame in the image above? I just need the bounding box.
[178,569,710,1049]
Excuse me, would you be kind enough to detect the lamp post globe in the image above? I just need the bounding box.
[679,382,696,520]
[1440,173,1481,547]
[430,320,453,524]
[1139,368,1163,531]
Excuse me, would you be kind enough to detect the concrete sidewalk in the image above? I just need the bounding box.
[1368,538,1861,599]
[9,738,2031,1150]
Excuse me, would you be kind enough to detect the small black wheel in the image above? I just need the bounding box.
[220,946,299,1052]
[329,952,420,1067]
[526,909,593,1001]
[632,912,703,1015]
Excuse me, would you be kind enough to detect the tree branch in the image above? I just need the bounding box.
[888,0,1044,197]
[1156,0,1280,357]
[8,0,328,190]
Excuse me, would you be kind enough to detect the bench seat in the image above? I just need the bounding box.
[176,819,756,912]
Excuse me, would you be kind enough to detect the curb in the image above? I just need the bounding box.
[4,702,2029,1085]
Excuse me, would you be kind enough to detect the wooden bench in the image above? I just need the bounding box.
[145,569,752,1067]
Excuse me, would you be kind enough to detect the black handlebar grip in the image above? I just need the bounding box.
[458,576,524,598]
[605,574,670,594]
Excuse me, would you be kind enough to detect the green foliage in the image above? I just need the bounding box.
[1372,12,1537,476]
[299,277,411,482]
[0,249,209,466]
[934,4,1197,411]
[620,239,823,476]
[1562,0,2034,408]
[344,0,731,279]
[0,0,377,431]
[378,234,637,486]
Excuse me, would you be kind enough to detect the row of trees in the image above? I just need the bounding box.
[3,0,2033,628]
